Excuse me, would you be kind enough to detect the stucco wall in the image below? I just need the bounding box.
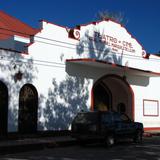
[1,19,160,132]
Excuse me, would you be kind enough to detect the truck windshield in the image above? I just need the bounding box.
[74,112,98,123]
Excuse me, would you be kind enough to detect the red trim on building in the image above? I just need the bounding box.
[129,83,135,121]
[90,88,94,111]
[90,74,135,120]
[144,127,160,131]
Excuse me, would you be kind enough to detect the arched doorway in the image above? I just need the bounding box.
[93,82,112,111]
[93,75,134,120]
[0,81,8,136]
[18,84,38,134]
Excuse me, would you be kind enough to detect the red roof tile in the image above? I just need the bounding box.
[0,11,38,40]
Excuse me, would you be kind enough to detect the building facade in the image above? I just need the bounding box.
[0,11,160,135]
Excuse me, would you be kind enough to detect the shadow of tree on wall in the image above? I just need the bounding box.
[41,76,89,130]
[76,29,122,65]
[0,49,37,131]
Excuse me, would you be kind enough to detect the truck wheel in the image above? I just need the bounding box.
[134,130,143,143]
[105,135,115,147]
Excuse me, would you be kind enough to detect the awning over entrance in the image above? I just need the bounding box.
[66,58,160,77]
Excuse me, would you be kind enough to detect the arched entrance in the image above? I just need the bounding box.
[18,84,38,134]
[93,82,112,111]
[0,81,8,136]
[93,75,134,120]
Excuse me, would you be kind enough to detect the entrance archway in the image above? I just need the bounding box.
[93,82,112,111]
[0,81,8,136]
[18,84,38,134]
[93,75,134,120]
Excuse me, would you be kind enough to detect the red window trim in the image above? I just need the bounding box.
[143,99,159,117]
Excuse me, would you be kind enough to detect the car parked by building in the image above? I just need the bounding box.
[71,111,144,146]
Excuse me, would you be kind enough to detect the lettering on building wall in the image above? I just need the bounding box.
[88,31,136,54]
[69,28,136,54]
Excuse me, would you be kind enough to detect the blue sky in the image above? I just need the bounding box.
[0,0,160,54]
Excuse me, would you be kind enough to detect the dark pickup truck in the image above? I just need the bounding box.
[71,111,144,146]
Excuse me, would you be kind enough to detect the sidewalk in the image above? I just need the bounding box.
[0,135,76,155]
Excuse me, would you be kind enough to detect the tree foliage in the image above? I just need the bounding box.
[96,10,127,25]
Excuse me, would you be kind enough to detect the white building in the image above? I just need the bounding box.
[0,11,160,135]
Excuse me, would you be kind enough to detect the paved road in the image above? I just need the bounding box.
[1,136,160,160]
